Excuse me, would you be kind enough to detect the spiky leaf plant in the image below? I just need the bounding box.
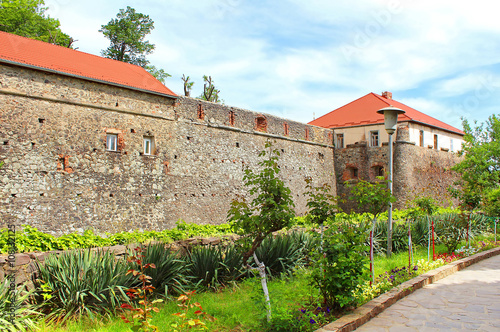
[141,242,189,296]
[254,232,308,277]
[33,249,136,323]
[186,244,245,290]
[0,280,37,332]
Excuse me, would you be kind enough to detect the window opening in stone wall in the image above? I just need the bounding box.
[372,165,384,177]
[131,129,136,133]
[305,127,310,140]
[347,167,358,179]
[236,142,240,148]
[255,116,267,132]
[38,118,45,124]
[434,134,438,149]
[229,111,235,126]
[336,133,344,148]
[370,130,379,146]
[143,136,154,155]
[283,123,289,136]
[197,104,205,120]
[318,152,324,160]
[106,134,117,151]
[419,130,424,147]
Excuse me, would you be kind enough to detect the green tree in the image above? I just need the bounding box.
[145,64,171,84]
[347,177,395,280]
[182,74,194,97]
[99,6,155,68]
[451,115,500,204]
[198,75,222,103]
[227,140,295,321]
[0,0,74,47]
[304,177,340,250]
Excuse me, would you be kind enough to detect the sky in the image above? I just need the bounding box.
[44,0,500,130]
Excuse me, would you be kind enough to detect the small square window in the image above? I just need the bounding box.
[370,131,379,147]
[143,136,154,155]
[106,134,117,151]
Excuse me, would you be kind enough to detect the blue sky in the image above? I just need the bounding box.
[46,0,500,130]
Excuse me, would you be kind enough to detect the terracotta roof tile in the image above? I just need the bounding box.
[309,92,463,135]
[0,31,176,97]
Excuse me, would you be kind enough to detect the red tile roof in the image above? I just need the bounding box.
[309,92,464,135]
[0,31,177,97]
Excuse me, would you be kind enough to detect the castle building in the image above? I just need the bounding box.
[0,31,463,233]
[309,91,464,152]
[0,31,333,234]
[309,92,464,210]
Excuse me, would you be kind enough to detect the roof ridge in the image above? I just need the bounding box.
[371,92,392,106]
[312,93,375,123]
[0,31,177,97]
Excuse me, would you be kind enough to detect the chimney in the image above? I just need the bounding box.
[382,91,392,99]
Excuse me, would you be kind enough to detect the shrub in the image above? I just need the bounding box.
[434,214,469,252]
[254,232,310,277]
[33,249,136,323]
[140,243,189,296]
[0,280,37,332]
[310,221,370,310]
[186,244,245,290]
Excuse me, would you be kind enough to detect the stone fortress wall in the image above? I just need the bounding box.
[335,125,462,212]
[0,63,335,235]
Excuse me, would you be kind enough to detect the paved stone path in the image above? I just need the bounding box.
[355,254,500,331]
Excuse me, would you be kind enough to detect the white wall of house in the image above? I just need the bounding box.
[407,123,463,152]
[333,122,463,152]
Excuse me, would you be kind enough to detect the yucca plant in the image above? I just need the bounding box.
[33,249,136,323]
[140,242,189,296]
[410,217,429,247]
[186,244,245,290]
[254,232,307,277]
[0,280,37,332]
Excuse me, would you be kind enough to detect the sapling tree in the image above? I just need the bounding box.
[227,140,295,321]
[304,177,340,250]
[347,177,395,283]
[410,196,438,260]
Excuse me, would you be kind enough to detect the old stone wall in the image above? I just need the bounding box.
[0,64,335,235]
[335,126,461,213]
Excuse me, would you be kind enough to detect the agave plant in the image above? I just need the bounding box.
[254,231,308,277]
[185,244,245,290]
[33,249,136,323]
[140,242,189,296]
[0,280,37,332]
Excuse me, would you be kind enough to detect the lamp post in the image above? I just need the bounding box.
[377,106,405,257]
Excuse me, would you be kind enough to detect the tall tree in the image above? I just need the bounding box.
[0,0,74,47]
[450,115,500,208]
[99,6,155,68]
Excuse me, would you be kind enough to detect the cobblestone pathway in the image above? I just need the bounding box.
[356,254,500,331]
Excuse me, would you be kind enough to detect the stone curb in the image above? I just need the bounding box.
[315,246,500,332]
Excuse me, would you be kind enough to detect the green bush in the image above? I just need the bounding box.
[140,243,189,296]
[0,280,37,332]
[185,244,245,290]
[434,214,469,252]
[33,249,135,323]
[254,231,312,277]
[310,221,370,309]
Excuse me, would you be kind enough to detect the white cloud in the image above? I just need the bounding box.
[43,0,500,127]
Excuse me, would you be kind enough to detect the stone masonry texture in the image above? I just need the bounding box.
[0,63,334,235]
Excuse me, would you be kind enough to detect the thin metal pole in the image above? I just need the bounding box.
[387,133,393,257]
